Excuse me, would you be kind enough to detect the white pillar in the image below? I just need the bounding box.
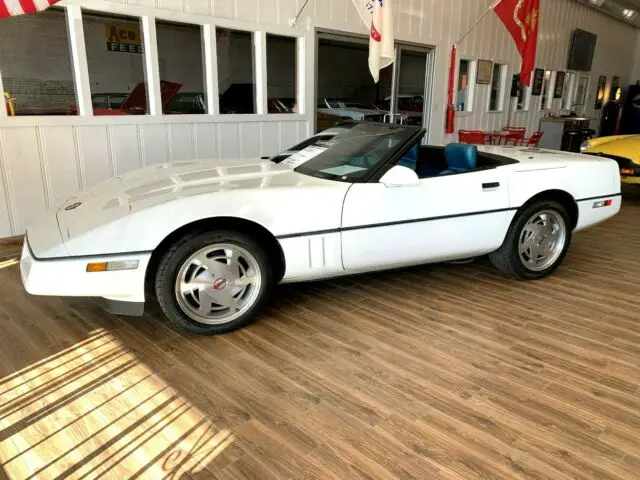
[65,5,93,116]
[141,15,162,115]
[254,31,268,115]
[202,24,220,115]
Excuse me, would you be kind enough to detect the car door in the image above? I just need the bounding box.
[340,167,512,272]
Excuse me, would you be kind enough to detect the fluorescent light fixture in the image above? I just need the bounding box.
[623,8,636,19]
[589,0,605,6]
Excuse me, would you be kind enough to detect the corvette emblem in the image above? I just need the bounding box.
[213,278,227,290]
[64,202,82,211]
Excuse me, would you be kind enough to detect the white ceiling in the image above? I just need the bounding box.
[578,0,640,27]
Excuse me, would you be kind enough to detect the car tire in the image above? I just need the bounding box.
[154,230,274,335]
[489,200,572,280]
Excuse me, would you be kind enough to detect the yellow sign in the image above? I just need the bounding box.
[105,22,144,54]
[4,92,15,116]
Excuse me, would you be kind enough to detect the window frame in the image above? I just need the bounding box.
[455,58,477,114]
[487,62,507,113]
[513,73,531,112]
[0,5,308,121]
[539,69,554,111]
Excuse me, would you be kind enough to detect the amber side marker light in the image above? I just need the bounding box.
[620,168,635,176]
[86,260,139,272]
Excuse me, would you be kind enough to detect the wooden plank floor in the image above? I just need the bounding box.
[1,188,640,479]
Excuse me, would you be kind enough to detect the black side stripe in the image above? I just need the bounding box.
[575,192,622,202]
[276,192,623,240]
[276,207,518,240]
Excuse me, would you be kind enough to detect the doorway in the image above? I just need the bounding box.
[315,31,435,141]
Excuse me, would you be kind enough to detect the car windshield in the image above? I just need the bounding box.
[283,123,421,182]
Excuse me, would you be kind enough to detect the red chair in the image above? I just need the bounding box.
[521,131,543,147]
[483,133,504,145]
[501,127,526,145]
[458,130,486,144]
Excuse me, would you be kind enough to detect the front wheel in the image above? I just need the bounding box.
[489,200,572,280]
[154,230,274,335]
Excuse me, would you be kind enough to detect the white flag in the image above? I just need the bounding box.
[351,0,395,83]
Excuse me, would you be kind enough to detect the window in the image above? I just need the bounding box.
[217,28,255,114]
[573,75,589,109]
[0,8,77,116]
[489,63,506,112]
[456,59,476,112]
[83,11,147,115]
[266,35,297,113]
[563,73,577,109]
[513,74,530,111]
[540,70,552,110]
[157,20,206,114]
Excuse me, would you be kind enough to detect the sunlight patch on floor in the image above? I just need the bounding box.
[0,329,233,479]
[0,259,18,270]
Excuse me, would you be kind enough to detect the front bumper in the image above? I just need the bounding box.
[20,236,151,312]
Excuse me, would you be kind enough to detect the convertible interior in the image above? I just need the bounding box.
[397,143,518,179]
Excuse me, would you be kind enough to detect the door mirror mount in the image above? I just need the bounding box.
[379,165,420,187]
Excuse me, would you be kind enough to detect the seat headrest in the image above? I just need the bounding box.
[444,143,477,172]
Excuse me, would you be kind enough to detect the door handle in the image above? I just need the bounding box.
[482,182,500,189]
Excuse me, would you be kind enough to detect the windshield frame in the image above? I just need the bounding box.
[291,121,425,184]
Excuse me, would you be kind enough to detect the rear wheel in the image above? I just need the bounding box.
[489,200,572,279]
[154,230,274,334]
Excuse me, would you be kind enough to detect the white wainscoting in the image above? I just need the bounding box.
[0,115,309,237]
[1,0,638,239]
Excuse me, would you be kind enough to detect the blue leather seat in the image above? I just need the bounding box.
[439,143,478,175]
[397,143,419,171]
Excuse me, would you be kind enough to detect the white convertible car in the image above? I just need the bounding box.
[20,122,621,334]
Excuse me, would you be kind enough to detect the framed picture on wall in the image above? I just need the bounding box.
[595,75,606,109]
[554,72,566,98]
[532,68,545,95]
[476,60,493,84]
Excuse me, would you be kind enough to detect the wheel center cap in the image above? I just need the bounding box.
[212,278,228,290]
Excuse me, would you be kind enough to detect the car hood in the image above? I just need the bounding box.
[55,160,324,240]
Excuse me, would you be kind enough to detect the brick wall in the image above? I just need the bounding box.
[0,9,76,113]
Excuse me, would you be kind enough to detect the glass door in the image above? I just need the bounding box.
[384,45,434,141]
[315,32,435,140]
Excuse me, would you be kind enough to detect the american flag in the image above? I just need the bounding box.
[0,0,60,19]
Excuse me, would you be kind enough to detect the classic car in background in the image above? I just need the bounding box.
[317,98,387,122]
[582,134,640,185]
[91,93,128,110]
[377,93,425,125]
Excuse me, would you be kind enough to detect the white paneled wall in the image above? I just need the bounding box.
[0,0,638,239]
[0,116,306,237]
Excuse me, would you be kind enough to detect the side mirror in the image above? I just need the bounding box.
[379,165,420,187]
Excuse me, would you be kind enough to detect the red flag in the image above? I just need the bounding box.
[494,0,540,86]
[0,0,60,19]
